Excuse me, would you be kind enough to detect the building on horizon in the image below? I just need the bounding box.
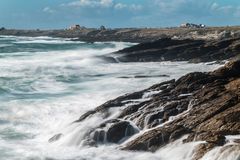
[180,23,206,28]
[69,24,81,30]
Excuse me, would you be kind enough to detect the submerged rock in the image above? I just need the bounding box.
[48,133,63,143]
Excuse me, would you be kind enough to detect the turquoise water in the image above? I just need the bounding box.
[0,36,222,160]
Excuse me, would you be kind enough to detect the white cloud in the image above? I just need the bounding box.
[114,3,142,11]
[154,0,189,12]
[220,6,234,13]
[210,2,240,16]
[43,7,55,13]
[62,0,142,12]
[100,0,113,7]
[129,4,142,11]
[234,7,240,17]
[212,2,240,19]
[114,3,127,10]
[211,3,219,10]
[211,2,234,13]
[65,0,113,8]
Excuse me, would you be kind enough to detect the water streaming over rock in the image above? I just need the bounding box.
[0,35,234,160]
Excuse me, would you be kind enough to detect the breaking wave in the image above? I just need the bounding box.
[0,36,230,160]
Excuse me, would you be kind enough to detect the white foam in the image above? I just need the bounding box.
[14,39,84,44]
[0,36,226,160]
[225,135,240,144]
[201,145,240,160]
[0,44,13,48]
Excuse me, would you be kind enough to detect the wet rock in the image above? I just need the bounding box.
[70,60,240,159]
[48,133,63,143]
[98,56,118,63]
[192,143,216,160]
[93,130,106,142]
[233,139,240,143]
[120,60,240,159]
[184,132,226,146]
[114,38,240,63]
[211,59,240,78]
[88,119,138,144]
[118,74,170,79]
[198,145,240,160]
[106,121,137,143]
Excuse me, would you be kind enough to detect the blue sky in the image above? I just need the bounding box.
[0,0,240,29]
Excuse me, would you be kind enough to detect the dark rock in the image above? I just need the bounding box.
[98,56,118,63]
[114,38,240,63]
[192,143,216,160]
[183,132,226,146]
[48,133,63,143]
[211,59,240,78]
[67,60,240,159]
[88,120,138,144]
[233,139,240,143]
[118,74,169,79]
[106,121,136,143]
[93,130,106,142]
[120,60,240,159]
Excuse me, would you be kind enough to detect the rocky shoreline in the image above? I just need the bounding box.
[50,59,240,159]
[8,26,239,159]
[1,26,240,159]
[113,37,240,63]
[2,26,240,43]
[2,27,240,64]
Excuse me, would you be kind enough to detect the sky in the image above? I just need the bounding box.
[0,0,240,29]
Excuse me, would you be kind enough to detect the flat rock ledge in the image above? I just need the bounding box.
[51,60,240,159]
[114,38,240,63]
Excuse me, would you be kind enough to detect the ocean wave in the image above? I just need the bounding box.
[14,39,85,44]
[0,36,224,160]
[0,44,13,48]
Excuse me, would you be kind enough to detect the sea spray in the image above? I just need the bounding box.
[0,36,224,160]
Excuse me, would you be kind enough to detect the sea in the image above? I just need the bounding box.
[0,35,236,160]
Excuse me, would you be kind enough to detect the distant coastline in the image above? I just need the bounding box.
[1,26,240,43]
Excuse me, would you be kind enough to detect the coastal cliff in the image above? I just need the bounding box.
[50,60,240,159]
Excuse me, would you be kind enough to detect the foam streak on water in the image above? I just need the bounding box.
[0,36,223,160]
